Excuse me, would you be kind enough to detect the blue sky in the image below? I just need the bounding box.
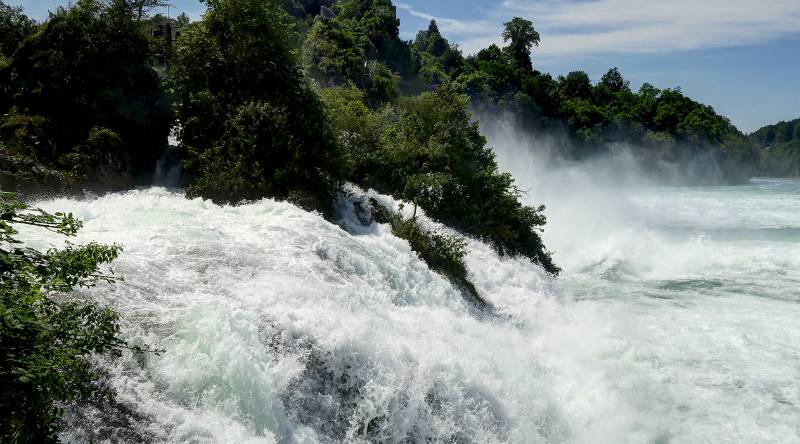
[15,0,800,133]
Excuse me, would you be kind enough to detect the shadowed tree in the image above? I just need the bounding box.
[0,0,36,60]
[126,0,169,21]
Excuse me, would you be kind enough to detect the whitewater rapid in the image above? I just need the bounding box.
[23,178,800,443]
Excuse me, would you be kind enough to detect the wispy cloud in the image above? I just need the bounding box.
[396,3,497,41]
[400,0,800,57]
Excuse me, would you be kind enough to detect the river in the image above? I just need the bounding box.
[23,175,798,443]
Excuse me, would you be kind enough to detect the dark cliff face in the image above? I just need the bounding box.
[0,148,139,199]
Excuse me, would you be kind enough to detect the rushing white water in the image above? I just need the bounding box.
[23,174,800,442]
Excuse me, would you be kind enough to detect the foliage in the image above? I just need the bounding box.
[411,20,464,85]
[322,85,559,274]
[171,0,344,209]
[368,198,485,307]
[750,118,800,176]
[303,17,366,85]
[0,192,137,442]
[0,1,36,61]
[0,0,170,184]
[127,0,169,21]
[302,17,398,105]
[502,17,539,71]
[334,0,414,77]
[456,49,759,180]
[175,12,191,26]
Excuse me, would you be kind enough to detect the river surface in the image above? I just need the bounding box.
[24,177,799,443]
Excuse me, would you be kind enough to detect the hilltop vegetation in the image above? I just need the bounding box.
[291,5,759,183]
[168,0,557,273]
[750,118,800,177]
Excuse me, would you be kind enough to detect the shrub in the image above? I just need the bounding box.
[0,192,143,442]
[369,198,487,308]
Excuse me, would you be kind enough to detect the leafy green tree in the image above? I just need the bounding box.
[595,67,631,103]
[750,117,800,177]
[128,0,169,21]
[381,87,557,272]
[334,0,414,77]
[362,60,399,104]
[559,71,593,100]
[0,192,141,442]
[319,86,382,175]
[171,0,344,208]
[303,17,366,85]
[303,16,398,105]
[1,0,170,184]
[412,19,464,85]
[323,85,558,273]
[413,20,448,57]
[598,67,630,94]
[502,17,539,71]
[336,0,398,54]
[0,1,35,61]
[175,11,191,26]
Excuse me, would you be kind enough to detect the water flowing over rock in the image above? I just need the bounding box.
[21,182,798,443]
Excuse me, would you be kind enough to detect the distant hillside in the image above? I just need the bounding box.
[750,118,800,177]
[285,1,760,184]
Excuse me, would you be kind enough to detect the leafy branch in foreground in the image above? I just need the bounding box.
[0,192,152,443]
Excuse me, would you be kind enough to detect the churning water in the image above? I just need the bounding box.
[24,176,800,443]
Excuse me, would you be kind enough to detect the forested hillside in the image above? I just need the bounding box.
[286,0,760,183]
[750,118,800,177]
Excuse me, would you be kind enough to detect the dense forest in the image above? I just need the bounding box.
[0,0,797,439]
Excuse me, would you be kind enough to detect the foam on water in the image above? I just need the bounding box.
[21,179,800,443]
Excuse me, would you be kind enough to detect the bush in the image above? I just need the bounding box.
[368,198,486,308]
[0,192,141,442]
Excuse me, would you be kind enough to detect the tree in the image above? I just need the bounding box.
[175,11,190,26]
[502,17,539,71]
[0,1,36,61]
[598,67,630,94]
[171,0,344,209]
[0,192,142,442]
[335,85,558,273]
[1,0,170,184]
[559,71,593,99]
[412,19,464,84]
[302,17,366,85]
[127,0,169,21]
[334,0,414,77]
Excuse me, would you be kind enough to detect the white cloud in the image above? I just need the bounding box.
[400,0,800,57]
[396,3,499,42]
